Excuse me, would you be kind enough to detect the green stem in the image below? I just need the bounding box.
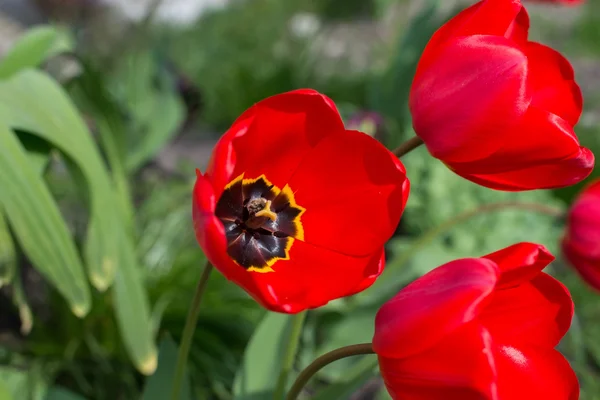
[391,136,424,157]
[170,261,213,400]
[273,311,308,400]
[285,343,374,400]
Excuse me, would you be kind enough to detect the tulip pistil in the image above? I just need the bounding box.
[215,174,305,272]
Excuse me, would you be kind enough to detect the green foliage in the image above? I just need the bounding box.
[0,122,91,316]
[141,337,192,400]
[0,26,72,80]
[233,312,293,400]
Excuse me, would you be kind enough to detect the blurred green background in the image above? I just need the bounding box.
[0,0,598,399]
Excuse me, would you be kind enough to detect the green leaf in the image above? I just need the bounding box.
[234,312,294,400]
[141,337,192,400]
[44,387,87,400]
[113,237,158,376]
[0,212,16,287]
[0,379,13,400]
[0,69,121,291]
[0,123,90,316]
[0,367,48,400]
[0,25,73,79]
[11,265,33,335]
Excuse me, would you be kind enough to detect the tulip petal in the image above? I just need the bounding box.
[205,89,345,198]
[378,324,496,400]
[505,7,530,44]
[416,0,524,79]
[460,146,594,191]
[483,242,554,287]
[495,346,579,400]
[564,192,600,258]
[251,245,385,313]
[527,42,583,126]
[286,130,409,256]
[373,258,499,358]
[562,240,600,291]
[411,35,529,163]
[479,273,573,348]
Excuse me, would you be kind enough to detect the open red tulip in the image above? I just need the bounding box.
[562,179,600,291]
[192,89,410,313]
[373,242,578,400]
[410,0,593,191]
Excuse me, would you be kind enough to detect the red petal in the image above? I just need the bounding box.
[483,242,554,287]
[378,324,496,400]
[416,0,524,80]
[373,258,498,359]
[459,146,594,191]
[563,180,600,258]
[205,89,344,197]
[495,346,579,400]
[505,7,530,44]
[251,245,385,313]
[286,130,409,256]
[479,273,573,348]
[562,240,600,292]
[450,108,594,190]
[410,35,529,164]
[527,42,583,126]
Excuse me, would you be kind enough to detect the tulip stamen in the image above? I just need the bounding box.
[215,174,305,271]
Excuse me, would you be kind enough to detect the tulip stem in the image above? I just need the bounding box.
[273,311,308,400]
[391,136,424,157]
[285,343,375,400]
[170,261,213,400]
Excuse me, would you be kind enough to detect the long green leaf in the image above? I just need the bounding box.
[0,69,120,290]
[0,124,90,316]
[114,237,158,375]
[141,337,191,400]
[0,25,72,79]
[234,312,294,400]
[0,212,16,287]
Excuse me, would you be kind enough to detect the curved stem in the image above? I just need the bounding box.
[170,261,213,400]
[391,136,424,157]
[273,311,308,400]
[285,343,374,400]
[387,201,564,276]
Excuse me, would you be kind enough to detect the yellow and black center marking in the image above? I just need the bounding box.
[215,174,305,273]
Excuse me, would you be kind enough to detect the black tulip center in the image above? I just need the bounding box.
[215,175,304,271]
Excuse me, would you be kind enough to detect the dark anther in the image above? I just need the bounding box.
[253,232,260,239]
[274,231,288,238]
[235,219,242,225]
[247,198,267,215]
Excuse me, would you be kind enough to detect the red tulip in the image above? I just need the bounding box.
[192,89,410,313]
[562,179,600,291]
[373,242,578,400]
[409,0,593,191]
